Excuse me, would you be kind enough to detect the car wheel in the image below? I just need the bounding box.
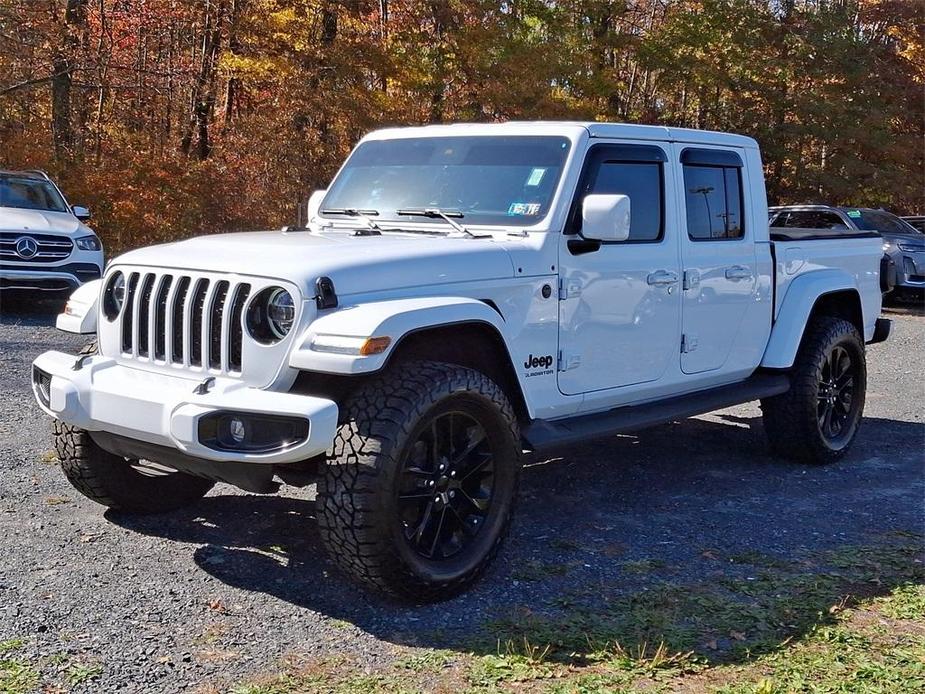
[317,360,521,601]
[761,316,866,464]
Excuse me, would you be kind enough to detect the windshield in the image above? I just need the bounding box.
[320,135,571,227]
[846,209,921,235]
[0,175,69,213]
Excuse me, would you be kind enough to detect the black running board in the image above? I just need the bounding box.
[523,372,790,451]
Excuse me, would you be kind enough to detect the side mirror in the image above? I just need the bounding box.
[306,190,327,223]
[72,205,91,221]
[581,194,631,242]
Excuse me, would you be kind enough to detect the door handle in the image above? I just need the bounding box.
[725,265,752,281]
[647,270,679,287]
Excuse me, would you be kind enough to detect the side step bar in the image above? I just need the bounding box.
[523,372,790,451]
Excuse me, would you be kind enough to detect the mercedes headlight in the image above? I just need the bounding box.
[75,235,101,251]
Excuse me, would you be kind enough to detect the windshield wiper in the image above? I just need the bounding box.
[395,207,485,238]
[321,207,382,234]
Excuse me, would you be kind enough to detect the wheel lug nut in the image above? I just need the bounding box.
[428,480,435,487]
[450,471,456,477]
[439,464,445,471]
[449,490,455,498]
[434,496,440,503]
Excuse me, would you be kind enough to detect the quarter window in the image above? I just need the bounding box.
[683,164,744,240]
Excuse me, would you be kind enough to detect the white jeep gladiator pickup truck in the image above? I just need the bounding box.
[32,122,889,600]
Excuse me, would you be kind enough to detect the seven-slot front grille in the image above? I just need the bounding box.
[119,271,251,374]
[0,232,73,262]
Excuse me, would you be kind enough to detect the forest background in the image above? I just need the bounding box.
[1,0,922,255]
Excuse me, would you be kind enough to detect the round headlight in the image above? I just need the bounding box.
[246,286,295,344]
[103,271,125,321]
[267,288,295,338]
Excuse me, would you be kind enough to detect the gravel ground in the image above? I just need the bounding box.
[1,299,922,693]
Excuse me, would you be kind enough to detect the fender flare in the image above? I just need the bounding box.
[761,269,861,369]
[289,296,509,375]
[55,279,101,335]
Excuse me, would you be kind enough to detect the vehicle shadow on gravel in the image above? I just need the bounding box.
[0,293,66,322]
[108,413,924,666]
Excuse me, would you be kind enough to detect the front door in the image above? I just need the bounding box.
[557,142,681,396]
[674,146,759,374]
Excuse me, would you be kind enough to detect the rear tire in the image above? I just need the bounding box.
[317,360,521,602]
[761,316,866,464]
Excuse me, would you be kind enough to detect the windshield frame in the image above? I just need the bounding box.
[318,134,575,230]
[0,174,70,214]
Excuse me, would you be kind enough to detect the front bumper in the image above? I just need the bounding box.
[1,263,102,291]
[897,250,925,287]
[31,351,338,464]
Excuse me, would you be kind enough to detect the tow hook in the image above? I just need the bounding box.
[72,354,93,371]
[194,377,216,395]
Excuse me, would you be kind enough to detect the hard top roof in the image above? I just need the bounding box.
[364,121,758,148]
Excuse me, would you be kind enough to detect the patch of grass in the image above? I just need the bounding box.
[225,539,924,694]
[65,662,102,686]
[511,558,569,582]
[467,638,558,686]
[0,659,39,694]
[38,450,58,464]
[0,640,25,655]
[393,649,453,672]
[43,495,70,505]
[708,584,925,693]
[485,540,924,671]
[875,583,925,620]
[621,558,668,575]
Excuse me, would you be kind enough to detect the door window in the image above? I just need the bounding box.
[683,164,744,240]
[588,162,663,242]
[569,144,666,243]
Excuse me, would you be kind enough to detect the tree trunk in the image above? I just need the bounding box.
[51,0,89,159]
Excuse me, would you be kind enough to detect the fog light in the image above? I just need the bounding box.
[198,411,310,454]
[228,417,246,444]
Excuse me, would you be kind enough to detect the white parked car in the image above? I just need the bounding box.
[0,170,103,298]
[32,122,889,600]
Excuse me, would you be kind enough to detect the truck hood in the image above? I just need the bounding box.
[113,230,517,297]
[0,207,82,235]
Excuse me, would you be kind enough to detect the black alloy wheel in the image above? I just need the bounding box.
[397,411,495,560]
[816,344,860,445]
[317,360,521,601]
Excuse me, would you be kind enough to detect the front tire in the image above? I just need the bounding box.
[761,316,866,464]
[54,421,215,514]
[317,360,521,601]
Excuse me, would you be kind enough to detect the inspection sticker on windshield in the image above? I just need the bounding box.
[526,168,546,187]
[508,202,542,216]
[846,209,861,218]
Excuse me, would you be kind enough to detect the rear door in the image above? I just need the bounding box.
[674,146,759,375]
[557,142,681,395]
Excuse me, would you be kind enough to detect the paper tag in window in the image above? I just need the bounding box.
[508,202,542,216]
[526,168,546,187]
[846,209,861,218]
